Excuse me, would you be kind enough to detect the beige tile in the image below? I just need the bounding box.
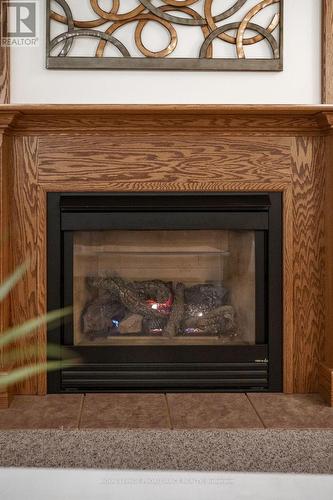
[167,393,264,429]
[0,395,82,429]
[80,394,170,429]
[248,393,333,429]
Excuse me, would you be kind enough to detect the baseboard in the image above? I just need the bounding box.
[0,372,12,409]
[0,390,12,409]
[319,363,333,406]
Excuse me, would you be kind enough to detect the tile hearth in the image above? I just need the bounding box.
[0,393,332,430]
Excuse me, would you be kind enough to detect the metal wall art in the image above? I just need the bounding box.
[47,0,283,71]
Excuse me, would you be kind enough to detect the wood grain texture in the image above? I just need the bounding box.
[0,133,10,364]
[319,364,333,406]
[283,185,294,393]
[10,136,39,394]
[36,187,47,395]
[292,137,326,393]
[0,380,12,408]
[13,114,323,137]
[0,0,10,104]
[0,105,332,137]
[0,132,11,405]
[324,135,333,368]
[322,0,333,103]
[2,104,333,114]
[38,135,291,186]
[0,393,10,409]
[41,181,291,193]
[0,114,20,404]
[320,134,333,406]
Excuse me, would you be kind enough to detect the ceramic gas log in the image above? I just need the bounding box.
[81,276,238,341]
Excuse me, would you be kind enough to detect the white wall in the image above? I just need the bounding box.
[10,0,322,104]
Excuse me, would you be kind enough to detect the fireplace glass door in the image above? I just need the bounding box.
[48,193,282,393]
[73,230,257,346]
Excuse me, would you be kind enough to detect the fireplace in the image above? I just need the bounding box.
[47,192,282,392]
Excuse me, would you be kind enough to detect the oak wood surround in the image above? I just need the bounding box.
[0,105,333,403]
[321,132,333,405]
[322,0,333,104]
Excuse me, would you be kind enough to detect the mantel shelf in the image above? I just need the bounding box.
[0,104,333,136]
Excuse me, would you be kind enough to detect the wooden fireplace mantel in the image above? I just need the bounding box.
[1,104,333,135]
[1,104,333,405]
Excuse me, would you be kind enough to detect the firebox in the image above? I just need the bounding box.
[47,193,282,393]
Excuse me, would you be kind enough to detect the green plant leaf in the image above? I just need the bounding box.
[0,262,28,302]
[3,343,79,365]
[0,307,72,348]
[0,360,79,389]
[0,262,79,390]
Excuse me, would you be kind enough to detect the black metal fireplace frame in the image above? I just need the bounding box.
[47,192,282,393]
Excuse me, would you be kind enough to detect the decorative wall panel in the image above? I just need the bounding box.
[47,0,283,70]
